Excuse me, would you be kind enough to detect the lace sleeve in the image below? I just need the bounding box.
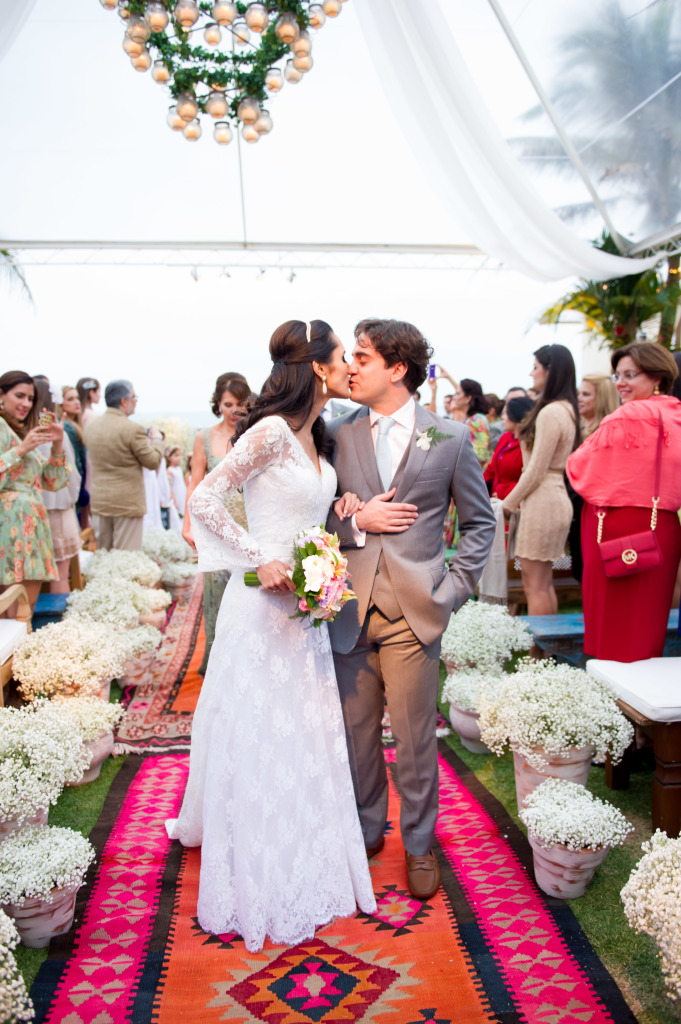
[188,417,286,574]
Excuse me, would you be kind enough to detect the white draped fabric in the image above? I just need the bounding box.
[354,0,658,282]
[0,0,38,62]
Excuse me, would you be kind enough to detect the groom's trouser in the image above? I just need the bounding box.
[333,606,441,857]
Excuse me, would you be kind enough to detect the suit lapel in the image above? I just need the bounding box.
[349,408,383,494]
[392,402,431,502]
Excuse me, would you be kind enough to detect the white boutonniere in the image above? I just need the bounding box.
[415,426,454,451]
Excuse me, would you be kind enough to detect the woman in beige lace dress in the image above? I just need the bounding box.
[502,345,580,614]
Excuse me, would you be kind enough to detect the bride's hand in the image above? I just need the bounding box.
[334,492,365,521]
[257,559,295,593]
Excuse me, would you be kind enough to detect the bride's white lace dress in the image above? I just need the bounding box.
[166,415,376,951]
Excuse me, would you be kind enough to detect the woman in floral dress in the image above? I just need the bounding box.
[0,370,70,612]
[443,377,491,550]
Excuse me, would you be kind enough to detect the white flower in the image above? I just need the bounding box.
[161,561,197,585]
[84,549,162,588]
[478,658,634,768]
[142,527,194,566]
[0,909,33,1022]
[622,831,681,1000]
[519,778,633,851]
[12,619,127,700]
[441,600,533,672]
[0,826,95,905]
[441,668,504,713]
[415,430,431,451]
[51,695,124,742]
[65,578,170,625]
[301,554,327,593]
[118,624,162,659]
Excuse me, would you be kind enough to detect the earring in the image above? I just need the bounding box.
[322,375,328,396]
[653,383,660,395]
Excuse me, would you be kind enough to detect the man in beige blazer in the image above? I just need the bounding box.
[84,380,164,551]
[327,319,495,900]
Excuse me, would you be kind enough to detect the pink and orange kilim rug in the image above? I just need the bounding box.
[31,746,636,1024]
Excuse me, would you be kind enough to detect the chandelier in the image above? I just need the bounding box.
[99,0,348,145]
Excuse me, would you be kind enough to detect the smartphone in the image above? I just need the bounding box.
[428,364,436,380]
[39,412,52,428]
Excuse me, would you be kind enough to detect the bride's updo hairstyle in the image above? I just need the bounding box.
[231,319,336,459]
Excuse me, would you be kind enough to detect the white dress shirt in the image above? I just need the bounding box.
[351,398,416,546]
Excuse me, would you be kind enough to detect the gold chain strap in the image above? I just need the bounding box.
[596,511,606,544]
[651,496,660,531]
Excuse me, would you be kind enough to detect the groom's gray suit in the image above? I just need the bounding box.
[326,400,495,856]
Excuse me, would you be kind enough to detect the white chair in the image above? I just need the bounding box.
[0,584,31,707]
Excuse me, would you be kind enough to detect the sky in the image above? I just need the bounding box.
[0,0,616,423]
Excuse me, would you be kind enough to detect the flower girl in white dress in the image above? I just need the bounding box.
[166,320,376,951]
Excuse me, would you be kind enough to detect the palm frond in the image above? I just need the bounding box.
[0,250,33,304]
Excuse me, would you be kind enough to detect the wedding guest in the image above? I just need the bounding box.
[34,380,82,595]
[167,446,187,537]
[484,396,534,500]
[502,345,580,615]
[577,374,619,436]
[485,393,504,448]
[76,377,101,426]
[84,380,164,551]
[504,386,528,403]
[185,372,251,673]
[443,377,490,550]
[59,386,89,526]
[567,342,681,661]
[0,370,69,612]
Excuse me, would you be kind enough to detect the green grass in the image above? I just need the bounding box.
[440,698,681,1024]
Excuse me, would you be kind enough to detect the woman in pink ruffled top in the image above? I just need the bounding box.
[566,342,681,662]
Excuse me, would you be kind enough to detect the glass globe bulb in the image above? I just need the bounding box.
[205,89,228,118]
[254,109,273,135]
[183,117,202,141]
[214,121,233,144]
[274,12,299,44]
[146,2,169,32]
[151,59,170,83]
[131,49,152,71]
[176,92,199,122]
[212,1,236,25]
[175,0,200,30]
[292,30,311,57]
[127,14,151,42]
[236,95,260,124]
[292,53,313,73]
[122,34,145,57]
[244,3,268,32]
[265,67,284,92]
[241,123,259,144]
[307,5,325,29]
[322,0,342,16]
[204,21,222,45]
[283,59,302,84]
[167,105,185,130]
[231,18,250,45]
[99,0,117,10]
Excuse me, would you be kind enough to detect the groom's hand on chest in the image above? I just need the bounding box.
[355,487,418,534]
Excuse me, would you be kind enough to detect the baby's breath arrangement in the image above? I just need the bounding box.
[84,549,162,588]
[440,600,533,671]
[145,588,172,612]
[0,703,90,824]
[143,527,193,566]
[161,561,198,586]
[65,579,170,625]
[51,696,124,743]
[118,624,162,659]
[441,668,503,713]
[0,826,95,906]
[478,659,634,769]
[12,619,127,700]
[0,909,33,1022]
[621,831,681,1000]
[520,778,633,851]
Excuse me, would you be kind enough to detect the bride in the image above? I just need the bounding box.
[166,319,377,951]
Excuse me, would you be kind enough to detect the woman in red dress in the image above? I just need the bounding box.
[484,396,534,500]
[566,343,681,662]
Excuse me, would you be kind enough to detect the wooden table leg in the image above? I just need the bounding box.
[650,721,681,838]
[605,743,633,790]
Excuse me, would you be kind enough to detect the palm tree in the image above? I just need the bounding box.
[0,249,32,304]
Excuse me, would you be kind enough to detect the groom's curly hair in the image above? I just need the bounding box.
[354,319,432,393]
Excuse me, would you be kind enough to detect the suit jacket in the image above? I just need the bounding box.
[326,401,496,654]
[84,408,164,518]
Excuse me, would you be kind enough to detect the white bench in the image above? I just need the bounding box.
[587,658,681,837]
[0,585,31,706]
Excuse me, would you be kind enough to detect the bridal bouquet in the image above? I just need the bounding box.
[244,527,355,627]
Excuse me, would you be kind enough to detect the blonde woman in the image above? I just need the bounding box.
[577,374,619,436]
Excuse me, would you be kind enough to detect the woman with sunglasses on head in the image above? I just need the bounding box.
[567,342,681,661]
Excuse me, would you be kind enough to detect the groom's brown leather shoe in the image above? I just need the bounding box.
[406,850,441,900]
[365,836,385,860]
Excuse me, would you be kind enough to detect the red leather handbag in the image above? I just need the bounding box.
[596,411,664,578]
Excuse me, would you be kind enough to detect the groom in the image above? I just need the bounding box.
[326,319,495,900]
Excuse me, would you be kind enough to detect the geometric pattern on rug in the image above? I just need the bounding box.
[30,746,637,1024]
[115,577,204,752]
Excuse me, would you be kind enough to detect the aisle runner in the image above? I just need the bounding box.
[31,748,636,1024]
[115,577,204,752]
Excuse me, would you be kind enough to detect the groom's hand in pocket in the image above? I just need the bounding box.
[355,488,418,533]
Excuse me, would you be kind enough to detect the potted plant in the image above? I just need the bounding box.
[621,830,681,1000]
[0,826,95,948]
[0,908,34,1022]
[64,578,140,630]
[84,549,162,589]
[478,659,634,812]
[118,624,162,685]
[142,527,194,567]
[520,778,633,899]
[52,696,125,785]
[440,669,502,753]
[440,600,532,673]
[0,703,90,838]
[160,560,198,601]
[12,619,127,702]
